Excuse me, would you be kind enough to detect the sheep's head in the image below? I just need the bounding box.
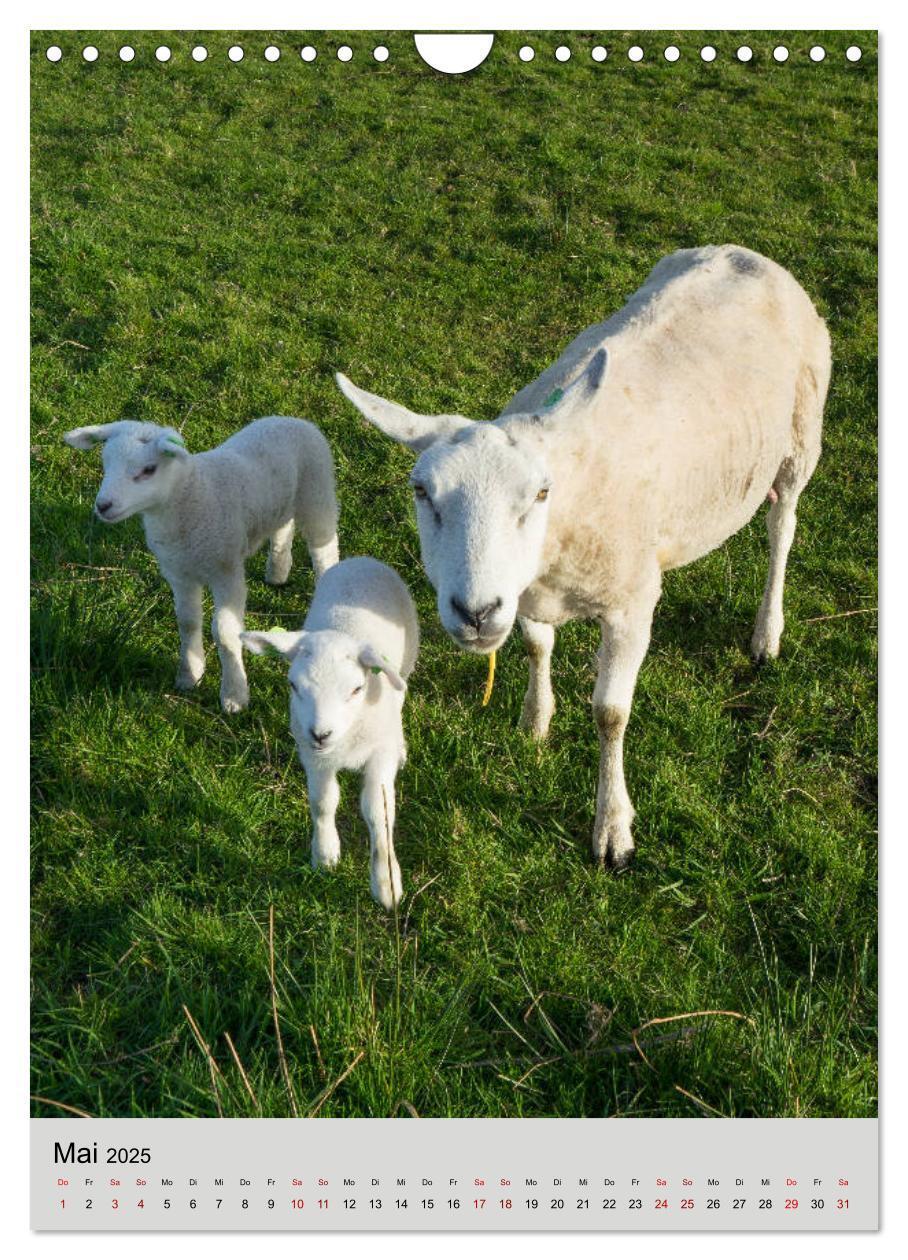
[335,349,607,655]
[241,628,405,754]
[63,420,189,523]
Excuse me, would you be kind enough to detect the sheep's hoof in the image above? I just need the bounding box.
[175,671,203,691]
[221,694,249,715]
[518,703,553,740]
[593,819,635,873]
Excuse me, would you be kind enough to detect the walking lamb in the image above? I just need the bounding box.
[242,556,419,910]
[64,415,339,713]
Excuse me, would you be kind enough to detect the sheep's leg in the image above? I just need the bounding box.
[210,570,249,714]
[306,532,339,580]
[751,486,801,663]
[519,615,555,739]
[360,758,403,910]
[265,520,295,586]
[170,577,205,690]
[591,579,660,871]
[306,764,341,869]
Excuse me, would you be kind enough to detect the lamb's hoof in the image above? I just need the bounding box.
[372,862,403,912]
[175,671,203,692]
[312,848,341,871]
[221,693,249,715]
[750,628,781,665]
[264,571,291,588]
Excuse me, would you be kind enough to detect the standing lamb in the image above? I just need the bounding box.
[335,245,831,870]
[242,556,419,910]
[64,416,339,713]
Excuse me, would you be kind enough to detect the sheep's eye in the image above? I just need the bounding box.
[289,679,299,695]
[413,485,428,500]
[351,684,364,697]
[536,487,549,502]
[143,464,157,476]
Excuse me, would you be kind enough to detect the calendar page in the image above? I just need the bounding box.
[29,14,878,1236]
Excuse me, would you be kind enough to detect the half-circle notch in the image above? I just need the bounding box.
[414,33,495,75]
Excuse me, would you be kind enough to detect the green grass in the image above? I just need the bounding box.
[31,30,877,1119]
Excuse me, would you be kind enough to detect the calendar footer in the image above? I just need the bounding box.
[31,1116,878,1231]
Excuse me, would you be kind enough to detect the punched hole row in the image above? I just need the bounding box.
[45,42,864,65]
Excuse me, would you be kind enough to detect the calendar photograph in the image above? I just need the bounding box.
[30,28,877,1137]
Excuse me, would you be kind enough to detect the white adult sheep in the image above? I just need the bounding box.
[335,245,831,870]
[242,556,419,910]
[64,416,339,713]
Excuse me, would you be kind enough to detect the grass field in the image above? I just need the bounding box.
[31,31,877,1119]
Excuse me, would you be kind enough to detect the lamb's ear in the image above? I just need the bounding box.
[63,424,121,451]
[156,429,189,460]
[358,644,406,692]
[241,629,307,661]
[541,347,609,421]
[335,373,472,452]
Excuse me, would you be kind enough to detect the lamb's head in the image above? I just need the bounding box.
[241,628,405,754]
[335,349,607,654]
[63,420,189,523]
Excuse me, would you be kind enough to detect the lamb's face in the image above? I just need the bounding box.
[63,420,189,523]
[410,426,552,654]
[287,632,374,755]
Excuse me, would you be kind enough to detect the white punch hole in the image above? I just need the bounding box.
[518,45,535,62]
[555,46,571,62]
[82,45,99,62]
[264,46,280,62]
[228,46,244,62]
[628,46,644,63]
[700,45,717,62]
[46,46,62,62]
[591,46,607,63]
[663,46,680,63]
[737,46,753,63]
[414,33,494,74]
[846,46,862,63]
[155,46,172,63]
[373,46,389,62]
[192,46,208,63]
[773,46,789,63]
[810,46,826,63]
[119,46,135,63]
[337,46,353,62]
[301,46,317,63]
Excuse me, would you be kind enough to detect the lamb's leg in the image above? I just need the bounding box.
[519,615,555,739]
[591,578,660,871]
[751,486,800,663]
[307,532,339,579]
[360,758,403,910]
[210,569,249,714]
[170,577,205,690]
[265,520,295,586]
[306,764,341,869]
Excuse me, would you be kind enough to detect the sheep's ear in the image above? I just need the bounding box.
[241,628,306,661]
[335,373,473,452]
[540,347,609,421]
[156,429,189,460]
[63,424,120,451]
[359,644,406,692]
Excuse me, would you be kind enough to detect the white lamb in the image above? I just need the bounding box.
[64,416,339,713]
[335,245,832,871]
[242,556,419,910]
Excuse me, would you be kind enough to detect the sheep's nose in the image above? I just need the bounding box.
[309,727,332,747]
[95,498,114,517]
[450,596,502,632]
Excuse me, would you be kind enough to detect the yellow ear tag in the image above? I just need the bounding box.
[481,650,497,707]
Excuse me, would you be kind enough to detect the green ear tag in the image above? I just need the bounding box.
[162,434,186,458]
[542,387,564,409]
[371,666,382,675]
